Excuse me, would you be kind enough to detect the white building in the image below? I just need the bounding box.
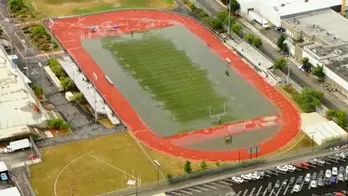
[238,0,347,26]
[0,45,48,140]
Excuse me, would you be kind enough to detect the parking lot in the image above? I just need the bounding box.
[165,152,348,196]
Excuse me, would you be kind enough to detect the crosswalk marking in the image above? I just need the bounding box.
[170,191,184,196]
[204,184,217,189]
[187,188,201,193]
[178,189,193,195]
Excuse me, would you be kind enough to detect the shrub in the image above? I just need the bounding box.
[47,118,70,130]
[32,83,43,96]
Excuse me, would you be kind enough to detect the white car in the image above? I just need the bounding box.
[293,184,301,192]
[325,169,332,178]
[338,173,344,181]
[251,172,261,180]
[286,164,296,171]
[332,167,338,176]
[346,165,348,174]
[276,165,288,172]
[335,152,346,159]
[310,180,318,188]
[305,173,311,182]
[231,176,244,184]
[241,173,252,180]
[313,159,325,164]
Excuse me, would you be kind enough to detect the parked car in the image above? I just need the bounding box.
[286,165,296,171]
[338,173,344,181]
[319,170,324,178]
[313,159,325,164]
[332,167,338,176]
[318,177,324,186]
[305,173,311,183]
[297,176,303,184]
[293,184,301,192]
[276,165,288,172]
[231,176,244,184]
[325,169,332,178]
[282,179,288,187]
[330,176,337,184]
[336,152,346,159]
[267,182,273,191]
[241,173,252,180]
[274,180,281,189]
[310,180,318,188]
[312,172,317,180]
[251,172,261,180]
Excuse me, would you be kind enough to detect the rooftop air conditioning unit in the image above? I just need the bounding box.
[305,0,309,2]
[281,3,285,7]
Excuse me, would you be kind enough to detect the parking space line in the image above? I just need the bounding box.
[262,189,268,196]
[204,184,217,189]
[195,186,209,191]
[236,191,242,196]
[256,186,263,196]
[283,183,290,195]
[276,186,282,196]
[224,178,233,182]
[249,187,256,196]
[170,191,184,196]
[211,182,225,187]
[242,189,248,196]
[219,180,232,185]
[178,190,193,195]
[187,188,201,193]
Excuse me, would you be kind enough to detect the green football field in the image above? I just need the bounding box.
[103,35,231,123]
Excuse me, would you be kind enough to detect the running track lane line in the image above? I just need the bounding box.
[47,10,301,161]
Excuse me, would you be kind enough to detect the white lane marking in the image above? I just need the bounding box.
[211,182,225,187]
[219,180,232,185]
[187,188,201,193]
[204,184,217,189]
[178,189,193,195]
[170,191,184,196]
[256,186,263,196]
[196,186,209,191]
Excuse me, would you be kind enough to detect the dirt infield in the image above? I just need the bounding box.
[47,10,301,161]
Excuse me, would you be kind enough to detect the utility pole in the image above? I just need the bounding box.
[92,72,98,123]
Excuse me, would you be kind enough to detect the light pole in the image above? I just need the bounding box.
[92,72,98,123]
[154,160,161,186]
[38,62,45,103]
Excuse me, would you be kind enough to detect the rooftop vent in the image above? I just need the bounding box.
[281,3,285,7]
[305,0,309,2]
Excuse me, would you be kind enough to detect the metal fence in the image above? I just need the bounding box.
[30,136,42,158]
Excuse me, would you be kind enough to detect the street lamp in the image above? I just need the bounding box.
[154,160,161,186]
[92,72,98,123]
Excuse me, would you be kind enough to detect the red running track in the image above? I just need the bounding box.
[49,10,301,161]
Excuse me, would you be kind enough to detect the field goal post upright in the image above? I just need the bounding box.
[209,102,226,125]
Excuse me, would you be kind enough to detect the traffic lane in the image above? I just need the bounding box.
[231,158,348,192]
[165,180,234,196]
[196,0,224,15]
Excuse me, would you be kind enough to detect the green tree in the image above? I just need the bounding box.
[277,35,287,52]
[294,88,323,113]
[47,118,70,130]
[60,77,75,91]
[200,160,208,170]
[208,18,224,31]
[231,23,242,34]
[326,110,348,128]
[217,11,229,23]
[32,83,43,97]
[71,92,85,104]
[222,0,240,13]
[31,26,45,36]
[9,0,23,11]
[252,36,263,48]
[184,160,192,174]
[301,57,312,71]
[273,57,287,70]
[244,33,255,43]
[216,161,221,167]
[313,65,325,81]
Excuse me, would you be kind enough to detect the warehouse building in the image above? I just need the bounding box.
[238,0,347,27]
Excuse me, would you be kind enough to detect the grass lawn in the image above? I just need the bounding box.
[103,34,234,123]
[26,0,176,19]
[30,132,159,196]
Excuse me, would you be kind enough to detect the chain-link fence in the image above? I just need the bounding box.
[29,136,42,159]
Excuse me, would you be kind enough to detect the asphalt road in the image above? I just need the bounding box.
[165,154,348,196]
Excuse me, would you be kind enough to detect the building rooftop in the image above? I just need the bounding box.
[263,0,347,17]
[284,9,348,45]
[304,43,348,82]
[0,161,8,173]
[0,46,47,130]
